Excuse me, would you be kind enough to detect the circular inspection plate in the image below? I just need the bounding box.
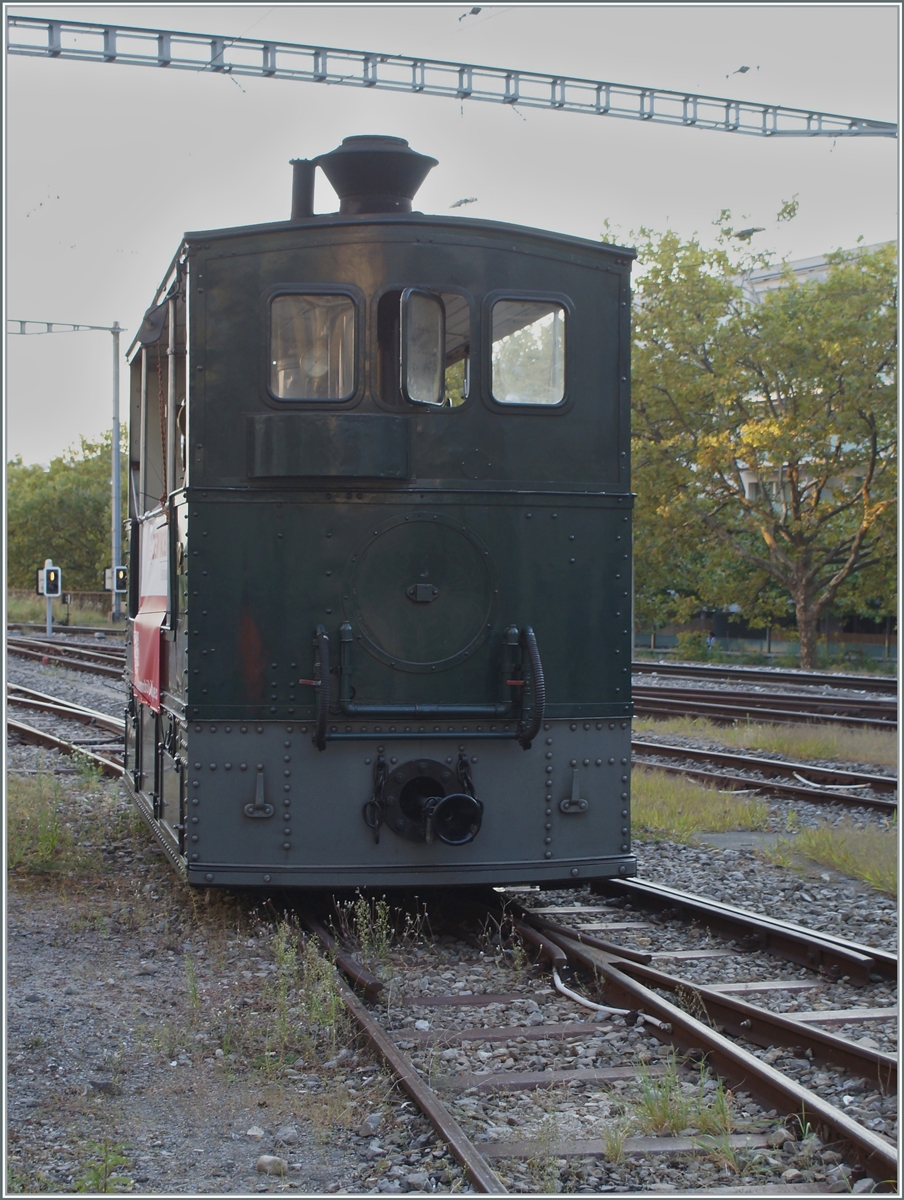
[346,512,496,672]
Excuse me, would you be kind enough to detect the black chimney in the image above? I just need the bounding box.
[290,159,316,219]
[314,135,437,215]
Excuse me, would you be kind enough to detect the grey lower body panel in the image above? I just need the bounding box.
[186,854,637,889]
[127,716,635,889]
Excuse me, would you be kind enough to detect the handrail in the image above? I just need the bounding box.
[517,626,545,749]
[313,625,330,751]
[301,622,547,743]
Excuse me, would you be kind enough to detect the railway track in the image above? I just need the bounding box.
[7,633,124,678]
[6,685,124,777]
[294,884,896,1193]
[633,683,897,731]
[632,659,898,696]
[6,685,897,1193]
[632,740,897,814]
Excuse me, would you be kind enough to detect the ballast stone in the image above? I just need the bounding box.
[256,1155,288,1176]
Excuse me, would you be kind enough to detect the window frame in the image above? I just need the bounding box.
[400,288,446,407]
[264,283,364,408]
[483,289,573,414]
[371,284,475,413]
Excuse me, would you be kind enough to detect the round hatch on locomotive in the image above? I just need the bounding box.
[382,758,483,845]
[346,512,496,671]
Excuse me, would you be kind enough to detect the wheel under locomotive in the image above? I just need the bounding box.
[123,135,637,889]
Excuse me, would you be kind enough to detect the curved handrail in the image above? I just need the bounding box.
[518,626,545,750]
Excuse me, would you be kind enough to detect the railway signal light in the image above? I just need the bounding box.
[105,566,128,592]
[43,566,62,597]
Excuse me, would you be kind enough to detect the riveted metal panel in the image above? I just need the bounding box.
[248,412,411,479]
[178,718,633,888]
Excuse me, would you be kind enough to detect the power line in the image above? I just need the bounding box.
[6,13,896,139]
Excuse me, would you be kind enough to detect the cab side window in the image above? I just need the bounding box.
[270,293,356,400]
[377,290,470,408]
[491,300,565,405]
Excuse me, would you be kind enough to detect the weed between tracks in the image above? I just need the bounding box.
[632,767,769,842]
[633,715,898,768]
[633,1055,734,1137]
[765,817,898,894]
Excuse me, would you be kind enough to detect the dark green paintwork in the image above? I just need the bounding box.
[248,412,410,479]
[126,203,637,887]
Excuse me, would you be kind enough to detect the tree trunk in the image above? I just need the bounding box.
[796,606,820,670]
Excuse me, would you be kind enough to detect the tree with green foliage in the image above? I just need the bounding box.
[629,219,896,668]
[6,432,127,592]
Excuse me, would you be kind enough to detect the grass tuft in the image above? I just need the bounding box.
[765,818,897,895]
[634,1054,734,1137]
[632,767,769,842]
[633,715,897,768]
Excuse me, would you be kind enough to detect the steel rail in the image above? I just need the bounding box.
[11,635,126,659]
[632,739,897,793]
[9,634,125,667]
[300,915,508,1194]
[8,622,127,638]
[634,683,897,719]
[7,682,121,722]
[7,693,124,736]
[511,903,896,1083]
[7,717,123,778]
[632,757,897,814]
[633,660,898,695]
[5,14,896,139]
[7,642,124,678]
[609,957,897,1088]
[633,692,896,732]
[591,878,897,983]
[536,937,897,1186]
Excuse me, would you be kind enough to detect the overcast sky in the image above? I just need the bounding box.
[4,2,899,465]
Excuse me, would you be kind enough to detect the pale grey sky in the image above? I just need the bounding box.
[5,3,899,465]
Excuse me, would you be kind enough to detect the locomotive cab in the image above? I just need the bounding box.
[123,135,636,889]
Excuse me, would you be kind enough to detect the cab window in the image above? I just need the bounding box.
[491,300,565,405]
[270,293,355,400]
[377,290,470,408]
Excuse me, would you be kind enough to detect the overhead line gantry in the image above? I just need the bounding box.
[6,13,897,139]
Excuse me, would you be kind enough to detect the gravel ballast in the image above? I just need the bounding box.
[6,658,897,1194]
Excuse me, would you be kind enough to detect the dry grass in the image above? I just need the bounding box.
[632,767,769,843]
[633,715,898,768]
[765,818,897,895]
[6,758,134,878]
[7,594,110,627]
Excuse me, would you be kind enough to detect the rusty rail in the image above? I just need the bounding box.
[7,718,123,778]
[592,878,898,983]
[513,913,896,1186]
[300,913,508,1194]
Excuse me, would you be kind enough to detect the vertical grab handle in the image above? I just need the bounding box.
[518,626,545,750]
[313,625,330,751]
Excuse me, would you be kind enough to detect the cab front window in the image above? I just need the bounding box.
[491,300,565,405]
[270,293,356,400]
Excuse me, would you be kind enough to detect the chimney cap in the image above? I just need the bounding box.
[315,135,438,215]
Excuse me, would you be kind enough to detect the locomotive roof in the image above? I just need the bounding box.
[181,211,636,261]
[129,212,634,356]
